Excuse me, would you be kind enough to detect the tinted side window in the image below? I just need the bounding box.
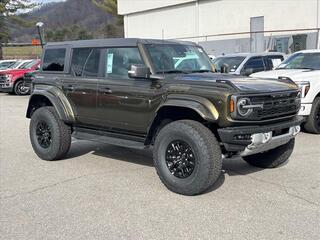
[71,48,92,76]
[43,48,66,72]
[104,48,143,79]
[244,57,265,71]
[83,49,100,77]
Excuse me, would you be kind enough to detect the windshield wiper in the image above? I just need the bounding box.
[156,70,190,74]
[295,67,318,70]
[191,69,214,73]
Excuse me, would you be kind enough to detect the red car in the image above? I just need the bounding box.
[0,59,41,95]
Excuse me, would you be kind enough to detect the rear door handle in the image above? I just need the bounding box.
[103,88,112,94]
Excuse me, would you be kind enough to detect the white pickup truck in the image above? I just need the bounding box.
[251,50,320,134]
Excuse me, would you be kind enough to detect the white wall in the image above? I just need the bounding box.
[121,0,319,40]
[199,0,318,37]
[118,0,196,15]
[126,2,197,39]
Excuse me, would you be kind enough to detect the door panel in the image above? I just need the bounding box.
[61,47,101,126]
[97,78,163,134]
[62,76,98,126]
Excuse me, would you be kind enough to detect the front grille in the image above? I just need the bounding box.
[0,75,6,86]
[249,91,300,120]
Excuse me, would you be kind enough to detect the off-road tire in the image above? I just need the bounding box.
[153,120,222,195]
[243,139,295,168]
[304,97,320,134]
[14,80,29,95]
[30,106,71,161]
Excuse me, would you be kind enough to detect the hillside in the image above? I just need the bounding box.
[10,0,123,43]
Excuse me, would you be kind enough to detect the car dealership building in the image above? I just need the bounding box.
[118,0,320,55]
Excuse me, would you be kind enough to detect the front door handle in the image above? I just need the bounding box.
[103,88,112,94]
[63,85,74,91]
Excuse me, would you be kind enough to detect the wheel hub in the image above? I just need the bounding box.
[165,140,195,178]
[36,120,52,149]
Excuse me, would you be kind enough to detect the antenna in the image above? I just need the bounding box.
[162,29,165,77]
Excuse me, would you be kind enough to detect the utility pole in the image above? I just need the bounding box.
[36,22,45,48]
[317,0,320,49]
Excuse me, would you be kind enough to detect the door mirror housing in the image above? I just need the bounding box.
[128,64,150,79]
[244,68,254,76]
[220,63,229,73]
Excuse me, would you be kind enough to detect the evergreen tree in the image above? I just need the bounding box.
[0,0,36,59]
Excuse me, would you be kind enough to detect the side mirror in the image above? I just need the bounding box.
[244,68,254,76]
[128,64,150,79]
[220,63,229,73]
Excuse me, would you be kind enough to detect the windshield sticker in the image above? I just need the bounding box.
[106,53,114,74]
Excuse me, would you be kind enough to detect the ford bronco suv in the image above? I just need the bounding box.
[26,39,303,195]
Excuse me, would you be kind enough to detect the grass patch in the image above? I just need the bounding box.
[3,46,42,59]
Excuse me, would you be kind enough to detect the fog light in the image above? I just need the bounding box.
[234,134,252,140]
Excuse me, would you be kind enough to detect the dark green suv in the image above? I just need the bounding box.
[26,39,303,195]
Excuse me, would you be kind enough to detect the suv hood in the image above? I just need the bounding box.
[174,73,298,93]
[251,69,320,82]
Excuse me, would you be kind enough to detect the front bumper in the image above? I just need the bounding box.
[0,82,14,92]
[218,116,304,154]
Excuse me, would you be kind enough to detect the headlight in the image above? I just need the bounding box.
[296,81,310,98]
[237,98,253,117]
[230,96,264,119]
[4,74,13,82]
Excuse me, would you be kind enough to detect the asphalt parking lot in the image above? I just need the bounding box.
[0,92,319,240]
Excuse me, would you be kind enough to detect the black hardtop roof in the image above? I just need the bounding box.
[44,38,198,49]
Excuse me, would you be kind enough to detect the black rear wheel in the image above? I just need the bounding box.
[30,106,71,160]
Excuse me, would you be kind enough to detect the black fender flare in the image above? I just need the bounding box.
[26,85,75,122]
[145,94,219,145]
[157,94,219,122]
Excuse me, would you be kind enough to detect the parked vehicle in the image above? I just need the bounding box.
[27,39,302,195]
[22,70,39,95]
[0,59,32,72]
[0,59,41,95]
[0,59,17,70]
[212,52,285,76]
[251,50,320,134]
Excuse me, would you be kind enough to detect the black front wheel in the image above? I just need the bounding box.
[14,80,30,95]
[30,107,71,160]
[304,97,320,134]
[153,120,222,196]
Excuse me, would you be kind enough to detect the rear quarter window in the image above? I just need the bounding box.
[43,48,66,72]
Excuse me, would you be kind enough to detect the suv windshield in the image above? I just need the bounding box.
[20,60,37,69]
[212,56,246,73]
[145,44,213,74]
[8,61,24,69]
[277,52,320,70]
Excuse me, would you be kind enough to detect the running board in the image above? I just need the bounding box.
[73,127,146,150]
